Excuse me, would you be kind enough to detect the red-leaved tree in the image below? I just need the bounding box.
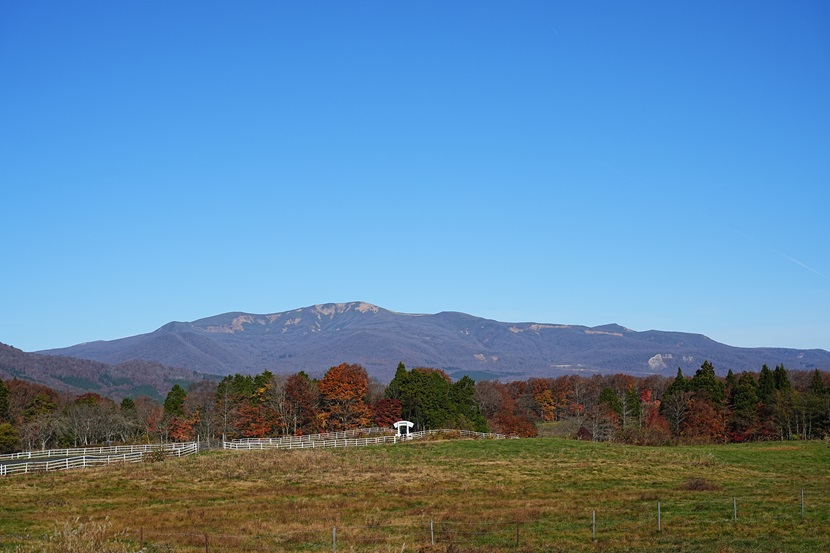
[373,398,402,427]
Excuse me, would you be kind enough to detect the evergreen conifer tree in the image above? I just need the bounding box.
[773,364,791,392]
[0,379,9,422]
[664,368,688,398]
[624,387,642,428]
[731,372,759,436]
[725,369,737,405]
[690,360,725,404]
[809,369,826,396]
[598,387,623,419]
[120,397,136,412]
[385,362,408,401]
[163,384,187,416]
[757,364,776,403]
[449,375,488,432]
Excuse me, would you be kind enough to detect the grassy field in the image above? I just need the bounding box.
[1,437,829,552]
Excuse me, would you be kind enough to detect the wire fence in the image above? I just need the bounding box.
[4,492,828,551]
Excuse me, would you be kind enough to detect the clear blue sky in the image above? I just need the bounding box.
[2,1,829,354]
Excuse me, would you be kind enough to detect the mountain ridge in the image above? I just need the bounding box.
[38,302,830,382]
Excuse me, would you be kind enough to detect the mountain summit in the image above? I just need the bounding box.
[40,302,830,382]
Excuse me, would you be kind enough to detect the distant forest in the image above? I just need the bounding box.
[1,360,829,453]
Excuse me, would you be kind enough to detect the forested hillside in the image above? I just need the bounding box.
[0,342,203,399]
[1,359,828,455]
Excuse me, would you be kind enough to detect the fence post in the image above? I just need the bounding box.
[801,489,805,520]
[516,519,520,547]
[204,532,209,553]
[430,520,434,545]
[333,526,337,553]
[658,502,661,532]
[139,527,144,549]
[592,510,596,541]
[733,497,737,522]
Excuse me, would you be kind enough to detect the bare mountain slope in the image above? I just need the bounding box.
[40,302,830,382]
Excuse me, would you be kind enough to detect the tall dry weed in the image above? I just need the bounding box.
[14,517,129,553]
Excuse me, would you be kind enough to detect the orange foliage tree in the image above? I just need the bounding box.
[318,363,373,431]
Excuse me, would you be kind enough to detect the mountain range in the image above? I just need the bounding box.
[39,302,830,383]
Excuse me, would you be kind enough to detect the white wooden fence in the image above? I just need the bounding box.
[409,429,510,440]
[223,428,510,451]
[222,427,394,450]
[0,442,198,477]
[0,442,195,462]
[0,428,511,475]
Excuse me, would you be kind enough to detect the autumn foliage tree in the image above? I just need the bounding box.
[473,380,535,437]
[372,398,402,427]
[285,372,320,435]
[2,359,828,450]
[318,363,372,431]
[161,384,193,442]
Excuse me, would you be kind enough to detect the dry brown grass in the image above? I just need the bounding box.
[1,438,830,551]
[11,518,130,553]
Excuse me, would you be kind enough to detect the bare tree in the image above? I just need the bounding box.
[262,374,290,436]
[662,391,692,437]
[19,413,65,450]
[184,381,220,446]
[474,381,503,419]
[133,396,162,443]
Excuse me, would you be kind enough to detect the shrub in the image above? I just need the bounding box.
[143,448,167,463]
[0,422,19,454]
[679,477,720,491]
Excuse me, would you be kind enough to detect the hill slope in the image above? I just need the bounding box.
[0,343,203,400]
[38,302,830,382]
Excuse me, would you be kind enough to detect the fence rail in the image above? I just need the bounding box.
[223,428,510,451]
[0,441,196,461]
[0,442,197,477]
[223,434,402,450]
[410,429,510,440]
[223,427,394,446]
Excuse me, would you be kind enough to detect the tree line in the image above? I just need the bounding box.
[0,362,486,452]
[481,361,830,444]
[1,360,828,453]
